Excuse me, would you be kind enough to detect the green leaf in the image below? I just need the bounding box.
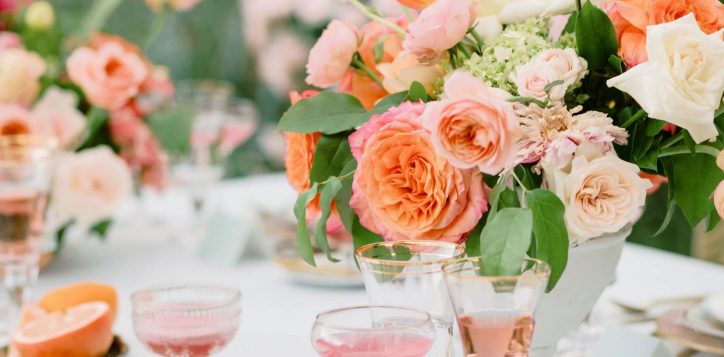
[707,208,721,232]
[278,92,367,134]
[310,134,354,183]
[407,81,428,102]
[294,183,319,266]
[507,96,548,108]
[480,208,533,276]
[78,107,108,150]
[683,132,696,154]
[526,189,569,292]
[89,219,113,239]
[488,180,508,217]
[147,105,195,155]
[562,11,578,34]
[54,220,74,254]
[514,165,542,191]
[352,216,384,251]
[373,35,388,64]
[375,91,408,109]
[465,219,486,258]
[608,55,624,74]
[499,189,521,210]
[575,1,619,70]
[662,154,724,227]
[334,161,357,233]
[645,119,666,136]
[544,80,565,94]
[653,199,677,237]
[313,180,342,263]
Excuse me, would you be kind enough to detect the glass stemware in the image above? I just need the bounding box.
[442,257,550,357]
[311,305,437,357]
[355,241,465,357]
[0,135,56,343]
[132,285,241,357]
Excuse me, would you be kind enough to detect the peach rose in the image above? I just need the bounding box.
[339,71,388,110]
[512,62,565,101]
[398,0,436,9]
[404,0,476,63]
[67,39,149,110]
[0,48,45,105]
[134,66,175,115]
[602,0,650,67]
[422,71,519,174]
[53,146,133,227]
[285,90,321,192]
[349,102,488,242]
[714,180,724,219]
[305,20,359,88]
[31,87,86,149]
[145,0,202,12]
[358,17,407,76]
[530,48,588,88]
[543,148,652,244]
[0,104,35,136]
[378,51,444,95]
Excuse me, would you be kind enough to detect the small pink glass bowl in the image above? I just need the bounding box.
[132,285,241,357]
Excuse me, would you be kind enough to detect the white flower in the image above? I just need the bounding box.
[607,14,724,144]
[53,147,133,227]
[473,0,575,38]
[531,48,588,87]
[31,87,86,149]
[543,147,652,244]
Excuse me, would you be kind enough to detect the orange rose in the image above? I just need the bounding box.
[349,102,488,242]
[398,0,436,10]
[358,17,407,76]
[602,0,649,67]
[284,90,321,192]
[339,72,387,110]
[649,0,724,34]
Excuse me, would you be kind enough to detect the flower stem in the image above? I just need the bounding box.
[621,109,646,128]
[470,30,485,54]
[319,170,355,185]
[510,169,529,193]
[144,6,168,50]
[661,131,684,148]
[344,0,407,37]
[78,0,123,40]
[352,56,384,88]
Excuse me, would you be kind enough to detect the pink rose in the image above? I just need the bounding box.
[714,181,724,219]
[0,48,45,105]
[349,102,488,242]
[145,0,202,12]
[530,48,588,88]
[305,20,359,88]
[31,87,86,149]
[0,104,35,136]
[67,41,149,110]
[512,62,565,101]
[0,32,22,52]
[403,0,476,63]
[422,71,520,175]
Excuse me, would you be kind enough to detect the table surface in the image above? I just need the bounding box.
[32,174,724,356]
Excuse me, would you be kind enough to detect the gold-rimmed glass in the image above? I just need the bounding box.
[442,257,550,357]
[0,135,57,343]
[355,240,465,357]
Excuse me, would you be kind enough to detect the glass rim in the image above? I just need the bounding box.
[314,305,432,332]
[442,257,551,282]
[355,240,466,267]
[131,285,241,316]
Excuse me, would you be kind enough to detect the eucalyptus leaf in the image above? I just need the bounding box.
[488,180,508,217]
[480,208,533,276]
[526,189,569,292]
[575,1,618,70]
[294,183,319,266]
[313,180,342,262]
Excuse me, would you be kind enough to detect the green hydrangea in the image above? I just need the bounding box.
[557,33,577,50]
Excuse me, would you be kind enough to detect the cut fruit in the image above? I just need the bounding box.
[12,301,114,357]
[18,304,48,325]
[38,282,117,321]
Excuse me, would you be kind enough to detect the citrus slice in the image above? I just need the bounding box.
[12,301,114,357]
[38,282,117,321]
[18,304,48,325]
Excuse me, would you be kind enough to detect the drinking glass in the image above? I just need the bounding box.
[442,257,550,357]
[355,241,465,357]
[0,135,56,343]
[311,305,436,357]
[132,285,242,357]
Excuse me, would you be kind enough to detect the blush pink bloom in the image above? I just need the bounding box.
[403,0,476,63]
[31,87,86,149]
[67,40,149,111]
[145,0,202,12]
[0,104,35,136]
[0,48,45,105]
[349,102,488,242]
[305,20,359,88]
[422,71,520,175]
[0,32,22,52]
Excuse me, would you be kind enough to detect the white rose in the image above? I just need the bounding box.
[473,0,575,38]
[607,14,724,144]
[53,147,133,227]
[532,48,588,87]
[543,147,652,244]
[512,62,566,101]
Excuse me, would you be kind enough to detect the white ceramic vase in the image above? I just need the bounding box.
[531,228,631,357]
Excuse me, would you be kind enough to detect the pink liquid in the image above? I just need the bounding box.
[135,312,239,357]
[313,332,433,357]
[457,312,534,357]
[144,332,234,357]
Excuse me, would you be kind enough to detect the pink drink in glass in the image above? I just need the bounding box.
[313,331,434,357]
[457,311,534,357]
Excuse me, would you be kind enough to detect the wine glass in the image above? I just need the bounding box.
[132,285,241,357]
[0,135,56,344]
[355,241,465,357]
[442,257,550,357]
[311,305,437,357]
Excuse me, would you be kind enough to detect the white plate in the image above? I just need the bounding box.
[685,305,724,339]
[702,293,724,326]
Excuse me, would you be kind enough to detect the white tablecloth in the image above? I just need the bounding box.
[32,174,724,356]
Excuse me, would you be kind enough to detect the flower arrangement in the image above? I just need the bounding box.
[0,0,201,239]
[280,0,724,290]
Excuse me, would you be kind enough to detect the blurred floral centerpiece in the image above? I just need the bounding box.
[280,0,724,352]
[0,0,202,243]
